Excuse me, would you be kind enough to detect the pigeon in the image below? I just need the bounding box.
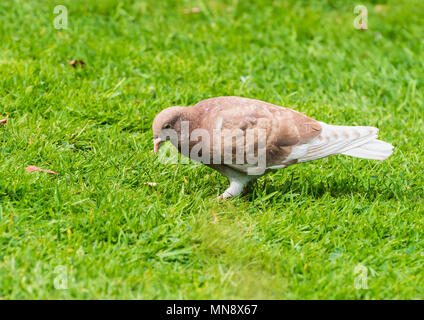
[152,96,393,199]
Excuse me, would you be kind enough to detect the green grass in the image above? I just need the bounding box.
[0,0,423,299]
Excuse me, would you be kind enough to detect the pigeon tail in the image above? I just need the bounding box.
[297,122,393,163]
[341,139,393,160]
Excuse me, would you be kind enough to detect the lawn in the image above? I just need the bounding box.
[0,0,423,299]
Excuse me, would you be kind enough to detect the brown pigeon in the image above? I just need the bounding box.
[152,96,393,199]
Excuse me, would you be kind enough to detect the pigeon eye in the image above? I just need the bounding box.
[164,123,171,129]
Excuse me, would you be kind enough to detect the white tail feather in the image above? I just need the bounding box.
[342,139,393,160]
[297,122,393,163]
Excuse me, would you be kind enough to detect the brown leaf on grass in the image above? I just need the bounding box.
[26,166,58,175]
[183,7,201,14]
[212,208,218,222]
[69,59,86,68]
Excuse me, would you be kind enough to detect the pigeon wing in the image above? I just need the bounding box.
[194,97,322,170]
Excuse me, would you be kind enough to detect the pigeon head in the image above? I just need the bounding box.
[152,106,187,153]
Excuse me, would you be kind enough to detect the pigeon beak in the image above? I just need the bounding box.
[153,138,163,154]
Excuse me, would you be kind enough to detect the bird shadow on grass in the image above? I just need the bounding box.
[245,173,397,202]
